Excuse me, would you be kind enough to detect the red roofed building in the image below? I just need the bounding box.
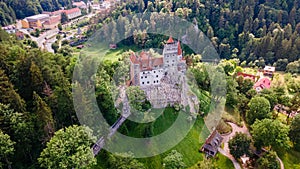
[254,77,271,92]
[43,10,64,16]
[130,37,186,86]
[73,1,87,9]
[43,15,61,29]
[237,72,259,82]
[63,8,82,20]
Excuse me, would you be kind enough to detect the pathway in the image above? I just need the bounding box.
[219,122,250,169]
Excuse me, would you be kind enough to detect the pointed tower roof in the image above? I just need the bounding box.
[167,36,174,44]
[178,41,182,55]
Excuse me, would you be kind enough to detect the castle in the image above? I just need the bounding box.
[129,37,186,87]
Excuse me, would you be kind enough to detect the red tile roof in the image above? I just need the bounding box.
[167,36,174,44]
[237,72,258,81]
[130,53,139,64]
[178,41,182,55]
[254,77,271,90]
[64,8,81,15]
[73,1,86,7]
[152,58,163,67]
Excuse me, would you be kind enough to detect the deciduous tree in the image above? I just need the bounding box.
[108,152,145,169]
[163,150,186,169]
[246,97,271,124]
[251,119,290,150]
[38,125,96,169]
[257,151,279,169]
[229,132,251,159]
[0,130,15,169]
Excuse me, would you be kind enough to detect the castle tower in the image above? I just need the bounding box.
[163,36,180,68]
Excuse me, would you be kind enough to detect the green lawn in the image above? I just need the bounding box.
[279,149,300,169]
[94,107,208,169]
[223,106,243,126]
[212,153,235,169]
[81,43,141,63]
[128,107,207,168]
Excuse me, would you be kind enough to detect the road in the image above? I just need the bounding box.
[19,28,59,50]
[45,37,56,53]
[218,148,241,169]
[92,86,131,156]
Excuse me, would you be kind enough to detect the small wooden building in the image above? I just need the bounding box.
[201,130,223,157]
[109,44,117,49]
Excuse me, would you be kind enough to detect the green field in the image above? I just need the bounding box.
[80,44,141,62]
[125,107,207,168]
[94,107,210,168]
[213,153,235,169]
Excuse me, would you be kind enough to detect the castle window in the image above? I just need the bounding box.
[147,81,150,84]
[154,81,155,83]
[142,82,144,84]
[156,75,158,78]
[157,80,159,83]
[141,76,143,79]
[154,71,156,73]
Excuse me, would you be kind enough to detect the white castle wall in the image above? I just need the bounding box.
[139,69,164,87]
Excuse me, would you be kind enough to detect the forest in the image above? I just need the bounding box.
[0,0,300,168]
[86,0,300,73]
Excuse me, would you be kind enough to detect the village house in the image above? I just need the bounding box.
[2,25,16,34]
[263,66,276,76]
[129,37,186,87]
[237,72,259,82]
[73,1,87,9]
[253,77,271,92]
[91,3,101,10]
[201,130,223,157]
[109,44,117,49]
[15,31,24,40]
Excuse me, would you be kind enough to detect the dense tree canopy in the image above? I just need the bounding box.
[251,119,290,150]
[163,150,186,169]
[246,97,271,125]
[289,114,300,149]
[257,151,280,169]
[108,152,145,169]
[0,0,73,25]
[229,132,251,159]
[38,125,96,169]
[0,130,15,169]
